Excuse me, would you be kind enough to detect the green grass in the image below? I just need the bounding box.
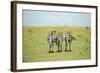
[23,26,91,62]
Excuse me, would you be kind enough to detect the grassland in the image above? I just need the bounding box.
[23,26,91,62]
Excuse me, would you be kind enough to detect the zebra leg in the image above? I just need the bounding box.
[57,44,60,52]
[65,43,68,52]
[57,46,59,52]
[49,44,51,53]
[49,42,53,53]
[60,42,62,52]
[51,42,54,53]
[69,43,71,52]
[60,44,62,52]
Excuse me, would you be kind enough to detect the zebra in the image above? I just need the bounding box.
[48,31,56,53]
[56,32,63,52]
[64,32,76,52]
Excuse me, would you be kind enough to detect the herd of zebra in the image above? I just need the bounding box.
[48,31,76,53]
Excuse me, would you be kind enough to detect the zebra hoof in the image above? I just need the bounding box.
[69,50,72,52]
[49,51,54,53]
[65,50,68,52]
[51,51,54,53]
[57,50,60,52]
[48,51,51,53]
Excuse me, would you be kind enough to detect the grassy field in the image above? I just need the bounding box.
[23,26,91,62]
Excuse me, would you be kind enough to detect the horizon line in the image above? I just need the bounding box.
[23,25,90,27]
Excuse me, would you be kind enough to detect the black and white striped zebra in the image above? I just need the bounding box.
[48,31,56,53]
[56,32,63,52]
[64,32,76,52]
